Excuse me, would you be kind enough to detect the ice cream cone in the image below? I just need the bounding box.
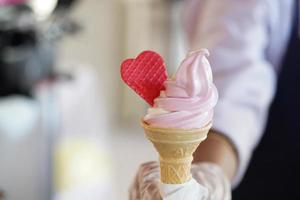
[141,121,212,184]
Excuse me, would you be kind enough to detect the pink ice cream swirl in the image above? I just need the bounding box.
[143,49,218,129]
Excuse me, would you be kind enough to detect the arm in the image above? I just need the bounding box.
[183,0,276,185]
[193,130,238,181]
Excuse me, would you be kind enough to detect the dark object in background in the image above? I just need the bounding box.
[0,5,55,97]
[233,1,300,199]
[55,0,78,11]
[0,0,79,97]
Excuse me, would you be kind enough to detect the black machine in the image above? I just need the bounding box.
[0,0,79,97]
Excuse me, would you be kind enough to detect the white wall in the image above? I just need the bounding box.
[58,0,173,126]
[57,0,172,199]
[58,0,124,126]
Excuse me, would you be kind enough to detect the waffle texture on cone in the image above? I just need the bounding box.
[141,121,212,184]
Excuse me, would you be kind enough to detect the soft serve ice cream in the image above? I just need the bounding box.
[144,49,218,129]
[120,48,219,194]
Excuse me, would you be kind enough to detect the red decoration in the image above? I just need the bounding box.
[121,51,168,106]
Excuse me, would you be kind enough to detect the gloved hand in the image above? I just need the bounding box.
[129,161,231,200]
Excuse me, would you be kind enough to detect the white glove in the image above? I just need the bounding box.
[129,161,231,200]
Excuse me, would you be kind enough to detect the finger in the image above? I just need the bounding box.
[129,168,141,200]
[140,179,162,200]
[140,161,159,174]
[138,162,162,200]
[138,161,160,183]
[192,163,231,200]
[130,161,160,200]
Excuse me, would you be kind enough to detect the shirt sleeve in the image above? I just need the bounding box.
[182,0,277,186]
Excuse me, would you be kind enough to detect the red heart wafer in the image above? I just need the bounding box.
[121,51,168,106]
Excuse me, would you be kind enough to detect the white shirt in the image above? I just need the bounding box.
[182,0,295,186]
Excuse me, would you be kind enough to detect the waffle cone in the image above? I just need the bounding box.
[141,121,212,184]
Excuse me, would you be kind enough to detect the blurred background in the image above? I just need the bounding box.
[0,0,187,199]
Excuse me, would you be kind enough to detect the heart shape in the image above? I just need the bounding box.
[121,51,168,106]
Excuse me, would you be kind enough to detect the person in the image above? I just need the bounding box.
[129,0,300,199]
